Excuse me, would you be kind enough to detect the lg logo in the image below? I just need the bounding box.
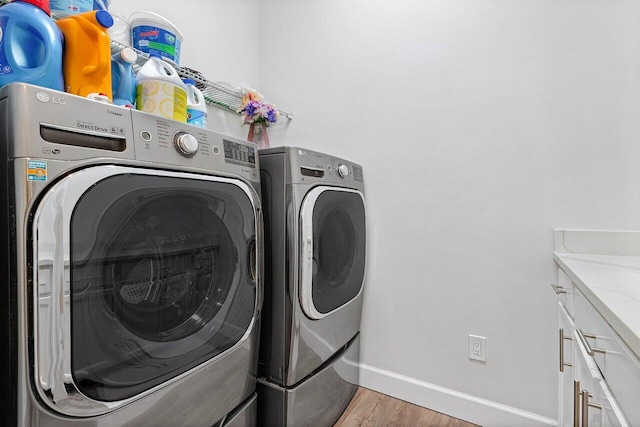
[36,92,66,105]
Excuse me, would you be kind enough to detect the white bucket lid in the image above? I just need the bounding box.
[129,10,184,41]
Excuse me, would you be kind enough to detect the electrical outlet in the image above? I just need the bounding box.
[469,335,487,362]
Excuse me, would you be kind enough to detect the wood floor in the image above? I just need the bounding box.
[334,388,479,427]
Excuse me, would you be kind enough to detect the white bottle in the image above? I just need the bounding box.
[135,54,187,122]
[183,78,208,128]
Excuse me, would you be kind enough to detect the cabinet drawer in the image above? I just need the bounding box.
[600,380,630,427]
[575,330,630,427]
[574,288,640,425]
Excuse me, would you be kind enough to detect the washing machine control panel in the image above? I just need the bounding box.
[0,83,259,183]
[130,109,259,182]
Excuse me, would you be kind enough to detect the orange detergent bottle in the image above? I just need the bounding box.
[56,10,114,99]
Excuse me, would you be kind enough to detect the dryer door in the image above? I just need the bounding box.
[299,186,366,319]
[32,166,260,416]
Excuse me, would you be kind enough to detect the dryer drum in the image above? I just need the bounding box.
[316,207,355,288]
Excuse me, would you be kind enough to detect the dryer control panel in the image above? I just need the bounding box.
[293,147,363,185]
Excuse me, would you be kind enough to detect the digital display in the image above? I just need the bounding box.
[223,140,256,168]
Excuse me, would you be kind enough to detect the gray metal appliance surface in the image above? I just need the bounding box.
[0,83,263,426]
[257,146,366,426]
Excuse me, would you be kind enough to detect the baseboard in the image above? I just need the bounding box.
[359,364,557,427]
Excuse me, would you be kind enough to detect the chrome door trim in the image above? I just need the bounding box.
[299,186,366,320]
[32,164,262,417]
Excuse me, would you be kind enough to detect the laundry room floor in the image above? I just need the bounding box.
[333,388,478,427]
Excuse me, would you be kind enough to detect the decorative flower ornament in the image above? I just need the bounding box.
[237,85,278,126]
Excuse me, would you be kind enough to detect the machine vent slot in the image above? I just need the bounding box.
[300,167,324,178]
[40,124,126,152]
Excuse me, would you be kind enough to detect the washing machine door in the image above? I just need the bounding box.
[32,165,260,416]
[299,186,366,320]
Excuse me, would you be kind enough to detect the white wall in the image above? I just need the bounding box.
[257,0,640,425]
[117,0,640,425]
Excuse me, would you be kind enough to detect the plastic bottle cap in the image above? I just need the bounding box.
[95,10,114,29]
[120,48,138,64]
[18,0,51,15]
[183,79,196,86]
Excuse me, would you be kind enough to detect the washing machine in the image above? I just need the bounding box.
[257,146,366,426]
[0,83,262,426]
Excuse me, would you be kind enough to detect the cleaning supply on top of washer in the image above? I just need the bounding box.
[56,10,113,100]
[111,47,137,107]
[0,0,64,91]
[50,0,109,17]
[130,11,183,65]
[136,54,187,122]
[183,79,207,128]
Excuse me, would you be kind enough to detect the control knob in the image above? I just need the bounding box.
[337,164,349,178]
[173,132,198,157]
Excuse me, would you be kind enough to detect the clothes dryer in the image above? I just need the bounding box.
[257,146,366,427]
[0,83,262,426]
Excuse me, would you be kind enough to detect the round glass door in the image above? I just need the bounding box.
[68,171,257,402]
[300,187,366,319]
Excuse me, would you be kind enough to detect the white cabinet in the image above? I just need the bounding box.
[553,268,577,427]
[554,265,640,427]
[558,301,576,427]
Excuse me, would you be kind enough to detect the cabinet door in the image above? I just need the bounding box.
[574,330,603,427]
[574,288,640,426]
[558,302,575,427]
[573,329,630,427]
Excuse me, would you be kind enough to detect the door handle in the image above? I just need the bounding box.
[551,283,568,295]
[559,328,573,372]
[581,390,603,427]
[573,381,580,427]
[576,329,606,356]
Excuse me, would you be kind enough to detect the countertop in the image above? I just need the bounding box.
[554,229,640,360]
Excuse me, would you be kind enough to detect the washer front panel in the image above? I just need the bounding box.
[32,165,260,416]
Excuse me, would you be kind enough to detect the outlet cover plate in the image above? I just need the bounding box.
[469,335,487,362]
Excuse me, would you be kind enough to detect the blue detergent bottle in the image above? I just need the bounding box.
[0,0,64,91]
[111,47,136,107]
